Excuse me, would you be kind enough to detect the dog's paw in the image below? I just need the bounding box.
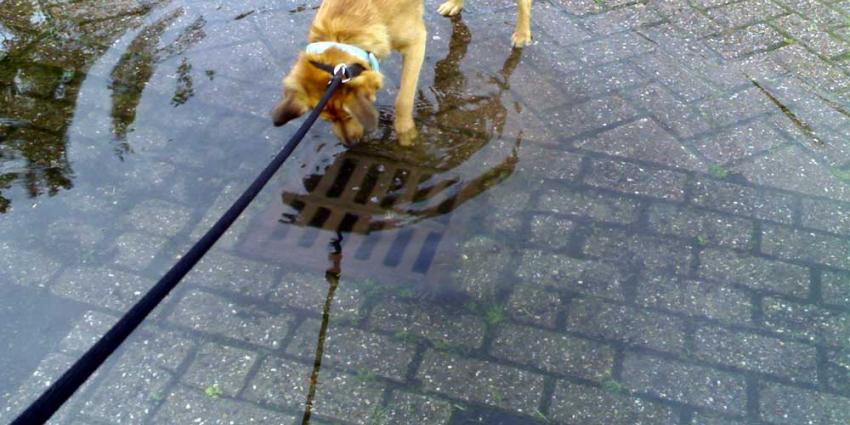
[511,30,533,48]
[397,127,418,147]
[437,1,463,16]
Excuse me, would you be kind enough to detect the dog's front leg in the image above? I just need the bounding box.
[512,0,533,47]
[395,29,426,146]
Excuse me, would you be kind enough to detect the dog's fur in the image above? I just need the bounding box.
[272,0,532,146]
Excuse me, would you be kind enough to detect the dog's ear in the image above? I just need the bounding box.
[271,91,307,127]
[348,90,379,131]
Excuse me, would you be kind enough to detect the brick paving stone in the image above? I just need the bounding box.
[735,146,850,203]
[543,95,638,140]
[506,284,563,328]
[707,24,786,59]
[631,55,717,103]
[52,267,151,311]
[623,84,713,139]
[761,223,850,269]
[529,215,576,250]
[112,232,168,271]
[690,178,797,224]
[384,391,453,425]
[559,0,604,15]
[801,197,850,236]
[572,32,657,64]
[517,147,583,181]
[697,87,777,129]
[689,412,749,424]
[189,182,270,250]
[821,270,850,308]
[537,186,641,224]
[368,297,486,350]
[622,353,748,414]
[576,118,706,171]
[79,331,193,425]
[556,61,649,106]
[770,44,850,92]
[708,0,787,28]
[698,248,810,297]
[582,4,664,35]
[648,203,754,249]
[484,184,533,236]
[417,350,545,414]
[182,342,257,397]
[152,387,296,424]
[566,297,686,353]
[455,236,512,301]
[184,251,279,299]
[762,296,850,346]
[491,323,615,380]
[774,13,849,58]
[168,290,294,349]
[824,347,850,393]
[636,273,753,324]
[760,381,850,424]
[277,271,365,321]
[516,250,626,300]
[584,227,693,275]
[58,310,118,355]
[777,0,848,27]
[585,157,689,201]
[125,199,193,236]
[0,242,62,288]
[287,319,416,381]
[549,380,679,424]
[693,119,789,164]
[0,353,82,424]
[693,326,817,382]
[245,355,385,424]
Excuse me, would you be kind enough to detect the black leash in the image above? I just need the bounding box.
[11,67,350,425]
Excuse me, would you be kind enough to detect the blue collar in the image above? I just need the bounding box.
[305,41,380,73]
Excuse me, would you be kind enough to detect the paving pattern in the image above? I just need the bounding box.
[2,0,850,423]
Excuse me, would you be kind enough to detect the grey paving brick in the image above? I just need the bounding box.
[760,381,850,424]
[184,251,279,299]
[698,248,810,297]
[821,270,850,308]
[126,199,192,236]
[707,23,786,59]
[735,146,850,203]
[777,0,847,27]
[52,267,151,311]
[761,223,850,269]
[566,297,686,353]
[491,323,615,380]
[537,186,641,224]
[691,178,797,224]
[277,271,365,321]
[368,297,486,350]
[694,326,817,381]
[693,119,788,164]
[554,61,649,107]
[801,197,850,236]
[152,387,296,425]
[288,320,416,381]
[824,347,850,393]
[582,4,664,35]
[585,158,689,201]
[0,353,82,424]
[189,182,272,250]
[576,118,706,171]
[622,353,747,414]
[455,236,512,301]
[168,290,294,349]
[0,242,62,288]
[623,84,713,139]
[762,296,850,346]
[572,32,657,64]
[770,44,850,92]
[58,310,118,355]
[648,203,754,249]
[112,232,168,271]
[689,412,749,424]
[517,147,583,181]
[80,331,193,425]
[584,227,693,275]
[245,355,385,424]
[384,391,453,425]
[550,380,678,424]
[182,343,257,397]
[529,215,576,250]
[543,96,638,139]
[636,273,753,324]
[708,0,786,28]
[559,0,604,15]
[774,13,849,58]
[484,184,532,236]
[516,250,626,300]
[507,284,563,328]
[417,350,545,414]
[631,55,717,103]
[696,87,777,128]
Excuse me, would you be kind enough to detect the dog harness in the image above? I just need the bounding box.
[305,41,381,73]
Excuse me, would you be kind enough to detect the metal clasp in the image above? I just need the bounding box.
[333,64,351,83]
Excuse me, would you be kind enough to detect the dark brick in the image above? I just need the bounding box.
[698,248,810,298]
[368,297,486,350]
[801,198,850,236]
[537,186,641,224]
[491,323,615,380]
[507,284,563,328]
[692,119,788,164]
[585,158,689,201]
[623,83,712,139]
[529,215,577,250]
[824,347,850,393]
[690,178,797,224]
[821,270,850,308]
[760,381,850,424]
[706,24,786,59]
[648,203,754,249]
[762,297,850,347]
[543,95,638,139]
[549,381,678,424]
[708,0,786,28]
[566,297,686,354]
[517,250,626,300]
[584,227,693,275]
[622,353,748,414]
[761,223,850,269]
[693,326,817,382]
[636,273,753,324]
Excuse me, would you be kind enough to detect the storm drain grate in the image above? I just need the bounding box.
[237,150,468,284]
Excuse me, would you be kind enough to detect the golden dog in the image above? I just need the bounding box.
[271,0,532,146]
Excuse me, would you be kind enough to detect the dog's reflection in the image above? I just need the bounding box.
[295,18,524,424]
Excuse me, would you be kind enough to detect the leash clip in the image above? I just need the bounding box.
[333,64,351,84]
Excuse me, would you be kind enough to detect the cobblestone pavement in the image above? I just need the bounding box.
[3,0,850,423]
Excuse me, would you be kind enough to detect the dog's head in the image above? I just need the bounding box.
[272,49,382,145]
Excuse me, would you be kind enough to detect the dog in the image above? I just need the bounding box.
[271,0,533,146]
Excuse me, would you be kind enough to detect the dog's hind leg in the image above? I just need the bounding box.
[395,26,427,146]
[437,0,464,16]
[511,0,532,47]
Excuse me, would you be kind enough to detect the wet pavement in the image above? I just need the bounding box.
[2,0,850,423]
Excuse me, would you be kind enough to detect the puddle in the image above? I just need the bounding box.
[3,0,850,423]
